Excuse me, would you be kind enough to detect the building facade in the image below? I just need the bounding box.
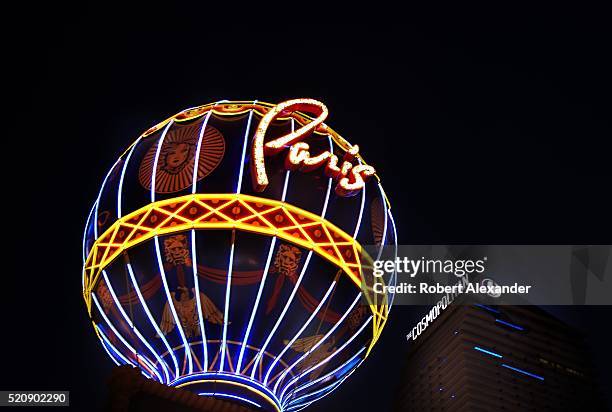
[395,304,606,411]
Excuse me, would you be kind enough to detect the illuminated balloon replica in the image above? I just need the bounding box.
[82,99,397,411]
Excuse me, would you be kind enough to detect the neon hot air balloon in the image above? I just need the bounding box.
[82,99,397,411]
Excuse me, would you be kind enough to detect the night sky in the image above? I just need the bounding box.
[4,4,611,411]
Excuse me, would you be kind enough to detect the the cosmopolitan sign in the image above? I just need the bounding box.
[405,274,471,341]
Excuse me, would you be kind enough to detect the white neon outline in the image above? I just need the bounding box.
[170,371,281,405]
[83,202,96,290]
[97,333,122,366]
[219,237,236,372]
[117,135,143,218]
[191,230,209,371]
[286,358,365,410]
[288,403,312,412]
[236,103,257,193]
[237,116,294,374]
[101,270,171,383]
[286,378,343,409]
[387,210,399,307]
[279,315,372,401]
[236,237,276,374]
[263,281,337,385]
[94,158,122,239]
[83,203,96,263]
[274,292,363,396]
[280,118,295,201]
[376,183,396,308]
[150,120,174,202]
[188,102,222,372]
[97,326,132,366]
[249,251,313,379]
[198,392,262,409]
[215,104,258,372]
[127,262,179,378]
[319,135,334,219]
[250,133,334,378]
[191,110,215,194]
[375,182,388,262]
[92,294,163,382]
[292,346,366,395]
[219,103,258,372]
[154,236,194,374]
[352,159,366,238]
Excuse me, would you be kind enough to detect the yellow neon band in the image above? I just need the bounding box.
[85,194,364,305]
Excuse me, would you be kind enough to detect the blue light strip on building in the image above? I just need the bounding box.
[502,364,544,381]
[474,346,503,358]
[474,304,500,313]
[495,318,525,331]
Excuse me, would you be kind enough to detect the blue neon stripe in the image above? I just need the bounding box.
[278,315,372,400]
[263,281,337,385]
[474,304,500,313]
[274,292,362,395]
[474,346,503,358]
[495,319,525,331]
[502,364,544,381]
[171,371,281,407]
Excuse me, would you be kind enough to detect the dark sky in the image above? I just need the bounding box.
[4,4,611,411]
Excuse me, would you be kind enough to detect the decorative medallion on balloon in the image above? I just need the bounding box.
[139,122,225,193]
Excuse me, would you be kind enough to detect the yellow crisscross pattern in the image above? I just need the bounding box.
[83,193,388,346]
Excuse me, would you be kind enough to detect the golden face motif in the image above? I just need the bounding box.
[162,142,193,173]
[347,305,367,332]
[163,234,190,266]
[96,281,114,314]
[139,122,225,193]
[273,244,302,277]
